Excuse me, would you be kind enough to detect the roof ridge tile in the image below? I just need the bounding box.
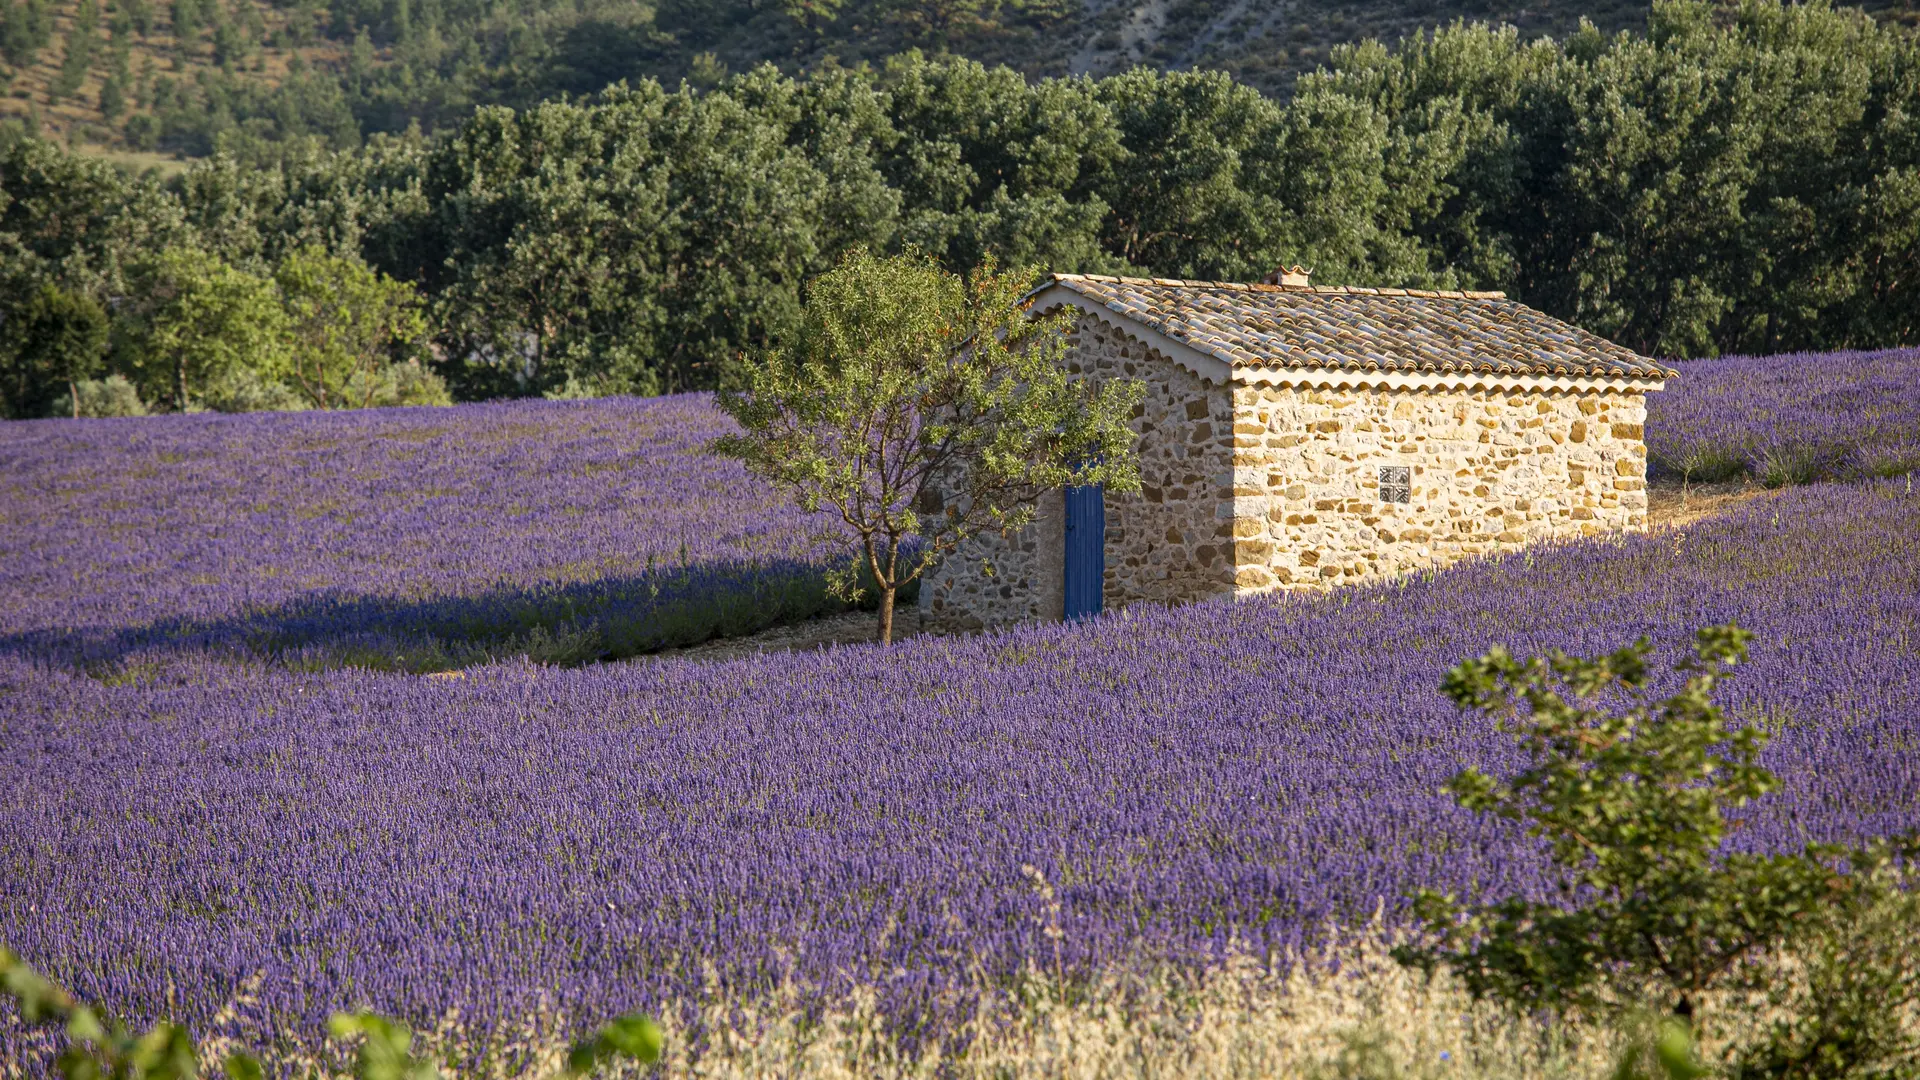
[1047,272,1510,300]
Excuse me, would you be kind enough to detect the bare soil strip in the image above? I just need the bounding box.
[643,610,889,662]
[1646,476,1784,528]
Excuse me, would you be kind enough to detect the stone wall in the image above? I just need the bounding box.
[918,313,1232,630]
[1226,384,1650,591]
[918,314,1655,629]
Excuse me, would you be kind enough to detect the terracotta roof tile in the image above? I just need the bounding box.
[1042,274,1675,380]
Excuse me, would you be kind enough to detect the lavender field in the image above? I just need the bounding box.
[3,347,1913,673]
[4,480,1919,1055]
[2,353,1919,1063]
[0,397,850,669]
[1646,346,1920,484]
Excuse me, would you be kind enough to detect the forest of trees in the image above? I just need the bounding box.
[0,0,1102,163]
[3,0,1918,416]
[0,0,1685,163]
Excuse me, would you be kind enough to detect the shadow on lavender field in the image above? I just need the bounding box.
[0,554,896,674]
[0,396,882,672]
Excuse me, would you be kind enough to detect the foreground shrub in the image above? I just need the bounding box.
[1398,625,1920,1076]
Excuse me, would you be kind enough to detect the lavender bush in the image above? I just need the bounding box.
[5,346,1909,674]
[0,396,859,669]
[1647,347,1920,485]
[2,479,1916,1058]
[3,354,1918,1063]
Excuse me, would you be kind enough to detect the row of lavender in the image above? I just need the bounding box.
[2,348,1914,674]
[1645,346,1920,484]
[3,479,1916,1056]
[0,396,854,670]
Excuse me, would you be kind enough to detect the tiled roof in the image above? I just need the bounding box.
[1039,274,1676,381]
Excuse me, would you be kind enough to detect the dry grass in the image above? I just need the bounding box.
[1646,476,1784,529]
[632,931,1625,1080]
[11,914,1905,1080]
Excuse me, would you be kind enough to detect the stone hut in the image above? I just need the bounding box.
[918,269,1676,630]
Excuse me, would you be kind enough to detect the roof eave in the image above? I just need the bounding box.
[1237,368,1669,394]
[1029,281,1234,384]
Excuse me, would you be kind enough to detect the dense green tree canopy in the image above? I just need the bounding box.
[3,0,1917,412]
[0,284,109,419]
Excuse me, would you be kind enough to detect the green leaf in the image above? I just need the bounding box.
[596,1015,663,1062]
[130,1022,199,1080]
[224,1052,266,1080]
[56,1045,105,1080]
[1653,1019,1707,1079]
[65,1008,107,1044]
[330,1010,436,1080]
[565,1013,665,1075]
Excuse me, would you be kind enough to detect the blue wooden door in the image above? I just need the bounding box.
[1063,481,1105,619]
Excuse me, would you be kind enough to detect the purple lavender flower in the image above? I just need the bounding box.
[0,396,851,667]
[3,364,1917,1061]
[3,479,1916,1054]
[1648,347,1920,485]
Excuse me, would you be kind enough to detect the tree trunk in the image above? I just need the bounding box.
[876,584,896,646]
[69,379,79,418]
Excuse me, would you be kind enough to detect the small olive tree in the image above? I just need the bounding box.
[713,249,1143,644]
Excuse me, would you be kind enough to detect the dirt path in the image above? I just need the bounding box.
[1646,476,1783,528]
[641,610,896,663]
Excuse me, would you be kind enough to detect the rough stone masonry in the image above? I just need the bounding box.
[919,273,1668,631]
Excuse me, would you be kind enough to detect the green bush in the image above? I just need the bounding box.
[351,360,453,408]
[51,374,149,417]
[1397,625,1920,1076]
[201,365,308,413]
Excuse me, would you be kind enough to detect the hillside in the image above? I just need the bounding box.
[0,0,349,157]
[6,0,1915,164]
